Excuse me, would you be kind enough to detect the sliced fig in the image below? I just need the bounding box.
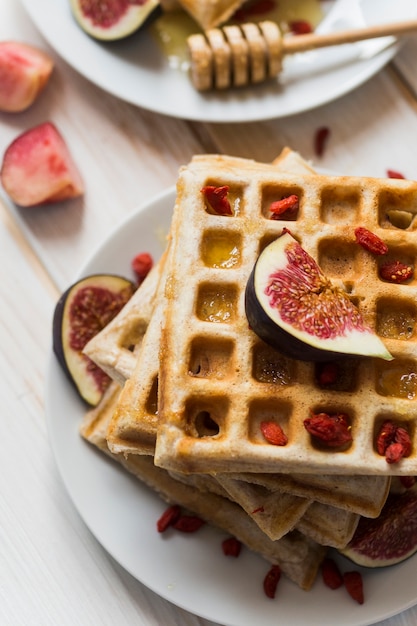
[340,489,417,567]
[245,232,393,362]
[53,274,135,405]
[69,0,161,41]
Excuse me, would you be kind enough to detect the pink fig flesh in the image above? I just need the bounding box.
[0,41,53,112]
[0,122,84,207]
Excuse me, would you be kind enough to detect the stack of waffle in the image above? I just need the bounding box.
[81,149,417,590]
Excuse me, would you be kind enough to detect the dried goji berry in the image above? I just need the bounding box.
[304,412,352,448]
[385,442,408,464]
[387,169,405,179]
[321,558,343,590]
[314,126,330,157]
[260,420,288,446]
[317,362,339,386]
[289,20,313,34]
[376,420,396,455]
[201,185,232,216]
[379,260,413,283]
[354,227,388,255]
[132,252,153,285]
[172,514,205,533]
[395,426,412,457]
[269,194,299,219]
[222,537,242,557]
[156,504,181,532]
[400,475,416,489]
[263,565,281,599]
[343,571,364,605]
[376,420,412,464]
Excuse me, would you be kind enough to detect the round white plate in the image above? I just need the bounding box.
[19,0,404,123]
[46,187,417,626]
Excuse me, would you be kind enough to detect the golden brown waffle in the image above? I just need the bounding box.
[98,150,389,519]
[155,154,417,476]
[80,383,326,591]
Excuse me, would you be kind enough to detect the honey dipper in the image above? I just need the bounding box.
[187,18,417,91]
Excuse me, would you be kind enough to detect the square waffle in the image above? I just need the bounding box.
[155,154,417,476]
[87,150,390,519]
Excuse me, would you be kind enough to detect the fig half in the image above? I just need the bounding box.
[245,232,392,362]
[69,0,161,41]
[53,274,135,405]
[340,489,417,567]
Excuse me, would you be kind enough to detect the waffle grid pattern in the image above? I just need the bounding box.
[155,156,417,475]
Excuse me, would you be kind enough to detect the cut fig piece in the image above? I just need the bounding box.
[245,232,393,362]
[0,122,84,207]
[53,274,135,406]
[69,0,161,41]
[340,489,417,567]
[0,41,53,112]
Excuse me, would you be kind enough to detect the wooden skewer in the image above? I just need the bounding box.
[188,18,417,91]
[282,19,417,55]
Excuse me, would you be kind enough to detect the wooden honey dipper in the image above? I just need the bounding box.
[187,18,417,91]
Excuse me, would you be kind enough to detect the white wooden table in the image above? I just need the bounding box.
[1,1,417,624]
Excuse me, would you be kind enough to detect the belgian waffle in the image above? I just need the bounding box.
[80,382,326,591]
[90,150,390,518]
[155,154,417,476]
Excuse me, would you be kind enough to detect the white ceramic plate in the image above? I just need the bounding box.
[19,0,409,123]
[46,188,417,626]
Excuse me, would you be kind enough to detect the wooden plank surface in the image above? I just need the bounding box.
[1,1,417,625]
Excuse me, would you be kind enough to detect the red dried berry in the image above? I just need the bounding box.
[156,504,181,532]
[354,227,388,255]
[379,260,413,283]
[132,252,153,284]
[343,571,364,605]
[263,565,281,599]
[289,20,313,35]
[317,362,339,386]
[387,169,405,179]
[201,185,232,216]
[400,475,416,489]
[321,558,343,590]
[172,514,205,533]
[304,412,352,448]
[376,420,396,455]
[385,442,408,464]
[376,420,412,464]
[222,537,242,557]
[260,420,288,446]
[269,194,299,219]
[314,126,330,157]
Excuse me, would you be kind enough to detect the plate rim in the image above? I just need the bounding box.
[20,0,399,123]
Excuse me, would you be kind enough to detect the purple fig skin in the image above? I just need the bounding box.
[340,489,417,567]
[53,274,134,405]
